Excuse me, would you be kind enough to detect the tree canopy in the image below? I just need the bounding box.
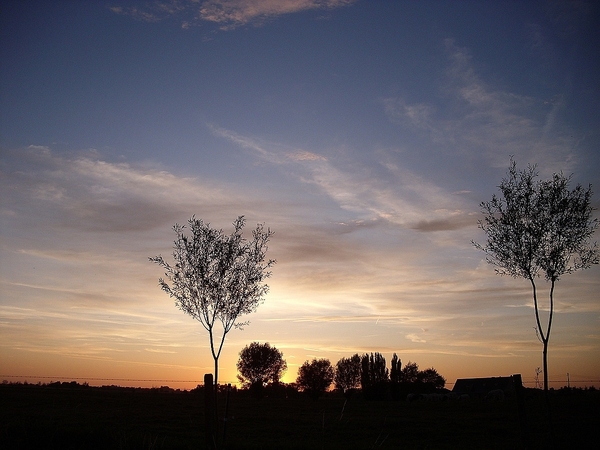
[334,354,361,396]
[361,353,389,400]
[474,160,598,391]
[296,358,334,399]
[150,216,275,386]
[237,342,287,395]
[401,361,419,384]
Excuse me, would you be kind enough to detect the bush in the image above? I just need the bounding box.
[296,359,334,400]
[334,354,361,397]
[237,342,287,398]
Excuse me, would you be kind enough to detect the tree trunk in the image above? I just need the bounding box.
[214,357,219,387]
[213,357,219,447]
[204,374,217,449]
[530,277,552,394]
[209,328,228,449]
[542,338,549,393]
[544,279,555,393]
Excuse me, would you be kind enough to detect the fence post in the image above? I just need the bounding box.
[512,374,530,449]
[222,383,231,448]
[204,374,216,449]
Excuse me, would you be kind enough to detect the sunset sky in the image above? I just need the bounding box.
[1,0,599,390]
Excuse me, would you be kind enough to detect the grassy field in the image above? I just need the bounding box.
[1,383,598,449]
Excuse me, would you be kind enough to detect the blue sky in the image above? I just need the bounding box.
[1,0,599,388]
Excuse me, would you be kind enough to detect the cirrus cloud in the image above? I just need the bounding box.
[110,0,358,29]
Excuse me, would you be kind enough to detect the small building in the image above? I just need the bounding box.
[452,374,522,397]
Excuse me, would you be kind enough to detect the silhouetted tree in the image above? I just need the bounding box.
[150,216,275,387]
[389,353,401,399]
[474,160,598,392]
[401,361,419,384]
[417,367,446,391]
[360,353,388,400]
[360,354,370,393]
[334,354,361,397]
[296,358,334,400]
[389,353,401,384]
[237,342,287,398]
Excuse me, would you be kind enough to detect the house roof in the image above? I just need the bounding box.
[452,374,522,395]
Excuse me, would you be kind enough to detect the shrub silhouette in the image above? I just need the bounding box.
[334,354,361,397]
[296,358,334,400]
[237,342,287,398]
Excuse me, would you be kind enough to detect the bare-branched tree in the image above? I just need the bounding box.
[474,159,598,392]
[150,216,275,387]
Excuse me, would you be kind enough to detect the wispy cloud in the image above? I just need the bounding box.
[110,6,163,23]
[1,142,598,386]
[200,0,357,28]
[1,146,244,234]
[406,333,427,343]
[110,0,358,29]
[208,123,326,164]
[210,124,475,231]
[383,39,577,175]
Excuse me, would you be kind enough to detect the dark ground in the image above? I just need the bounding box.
[1,383,598,449]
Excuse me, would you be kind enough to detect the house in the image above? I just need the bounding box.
[452,374,522,397]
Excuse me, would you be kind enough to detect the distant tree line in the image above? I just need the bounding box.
[236,343,445,400]
[336,352,445,400]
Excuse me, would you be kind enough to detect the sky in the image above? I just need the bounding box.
[1,0,599,390]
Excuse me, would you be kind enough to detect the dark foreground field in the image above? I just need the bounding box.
[1,383,598,449]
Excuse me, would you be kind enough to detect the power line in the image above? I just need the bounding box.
[0,375,240,384]
[2,374,599,385]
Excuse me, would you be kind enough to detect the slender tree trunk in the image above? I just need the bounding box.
[208,329,220,448]
[204,374,217,450]
[210,329,230,449]
[529,276,554,394]
[530,279,556,447]
[542,338,549,393]
[214,357,219,388]
[208,328,217,383]
[213,356,219,448]
[542,323,555,447]
[544,279,555,393]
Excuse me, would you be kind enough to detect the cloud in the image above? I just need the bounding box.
[109,0,357,29]
[383,39,578,175]
[210,124,475,231]
[110,6,163,23]
[382,98,435,131]
[2,145,389,317]
[411,214,477,232]
[199,0,357,28]
[208,124,282,162]
[1,146,241,234]
[0,144,292,331]
[287,150,327,162]
[406,333,426,343]
[208,123,326,164]
[2,141,598,386]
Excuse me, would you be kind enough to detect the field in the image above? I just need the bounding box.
[1,383,598,449]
